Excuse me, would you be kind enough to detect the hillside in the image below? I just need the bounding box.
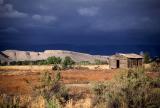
[0,50,109,63]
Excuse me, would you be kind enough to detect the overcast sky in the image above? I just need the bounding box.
[0,0,160,53]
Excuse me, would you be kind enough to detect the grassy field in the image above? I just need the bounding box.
[0,64,109,71]
[0,66,116,95]
[0,65,116,108]
[0,65,159,108]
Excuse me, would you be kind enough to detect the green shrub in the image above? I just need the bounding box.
[37,60,48,65]
[143,52,150,63]
[22,61,31,65]
[92,83,107,107]
[94,59,108,65]
[92,68,160,108]
[149,62,160,72]
[26,71,69,107]
[16,61,23,65]
[62,56,75,69]
[10,61,17,65]
[77,61,91,65]
[47,56,62,65]
[2,62,8,66]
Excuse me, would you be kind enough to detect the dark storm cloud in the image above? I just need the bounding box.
[0,0,3,4]
[1,0,160,30]
[0,0,160,47]
[0,2,28,18]
[0,27,19,33]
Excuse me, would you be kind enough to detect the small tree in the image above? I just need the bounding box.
[62,56,75,69]
[143,52,150,63]
[47,56,62,65]
[47,57,55,64]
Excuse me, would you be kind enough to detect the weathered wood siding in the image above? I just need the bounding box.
[109,55,128,69]
[109,59,117,69]
[119,59,128,68]
[128,58,143,68]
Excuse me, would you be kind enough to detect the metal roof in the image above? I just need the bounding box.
[118,53,144,58]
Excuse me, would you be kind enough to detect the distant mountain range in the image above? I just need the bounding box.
[0,50,109,63]
[0,44,159,57]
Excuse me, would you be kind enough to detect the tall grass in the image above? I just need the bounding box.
[92,68,160,108]
[0,68,159,108]
[26,71,69,108]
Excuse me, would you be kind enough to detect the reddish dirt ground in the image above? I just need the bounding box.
[0,68,159,96]
[0,69,117,95]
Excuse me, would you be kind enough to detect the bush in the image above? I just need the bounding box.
[62,56,75,69]
[143,52,150,64]
[77,61,91,65]
[10,61,17,65]
[22,61,31,65]
[92,83,107,107]
[47,56,62,65]
[26,71,69,107]
[0,94,20,108]
[149,62,160,72]
[16,61,23,65]
[52,64,61,70]
[92,68,160,108]
[36,60,48,65]
[94,59,108,65]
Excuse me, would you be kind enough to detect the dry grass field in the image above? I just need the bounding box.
[0,65,117,108]
[0,64,109,71]
[0,65,159,108]
[0,65,116,95]
[0,65,159,94]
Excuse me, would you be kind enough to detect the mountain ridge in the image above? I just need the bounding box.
[0,50,109,63]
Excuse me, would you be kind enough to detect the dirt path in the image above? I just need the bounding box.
[66,84,92,88]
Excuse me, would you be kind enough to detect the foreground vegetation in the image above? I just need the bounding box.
[0,71,68,108]
[0,68,159,108]
[92,68,160,108]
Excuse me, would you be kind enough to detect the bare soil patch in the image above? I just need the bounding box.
[0,67,116,95]
[0,66,159,96]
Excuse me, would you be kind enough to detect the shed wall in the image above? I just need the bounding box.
[119,59,128,68]
[109,56,128,69]
[128,58,143,68]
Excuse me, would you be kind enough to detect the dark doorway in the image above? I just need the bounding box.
[116,60,120,68]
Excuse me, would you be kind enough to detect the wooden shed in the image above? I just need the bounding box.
[109,53,144,69]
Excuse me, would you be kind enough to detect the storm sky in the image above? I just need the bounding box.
[0,0,160,55]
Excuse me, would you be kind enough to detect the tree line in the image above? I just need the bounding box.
[0,56,75,68]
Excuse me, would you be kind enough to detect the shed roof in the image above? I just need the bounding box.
[118,53,143,59]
